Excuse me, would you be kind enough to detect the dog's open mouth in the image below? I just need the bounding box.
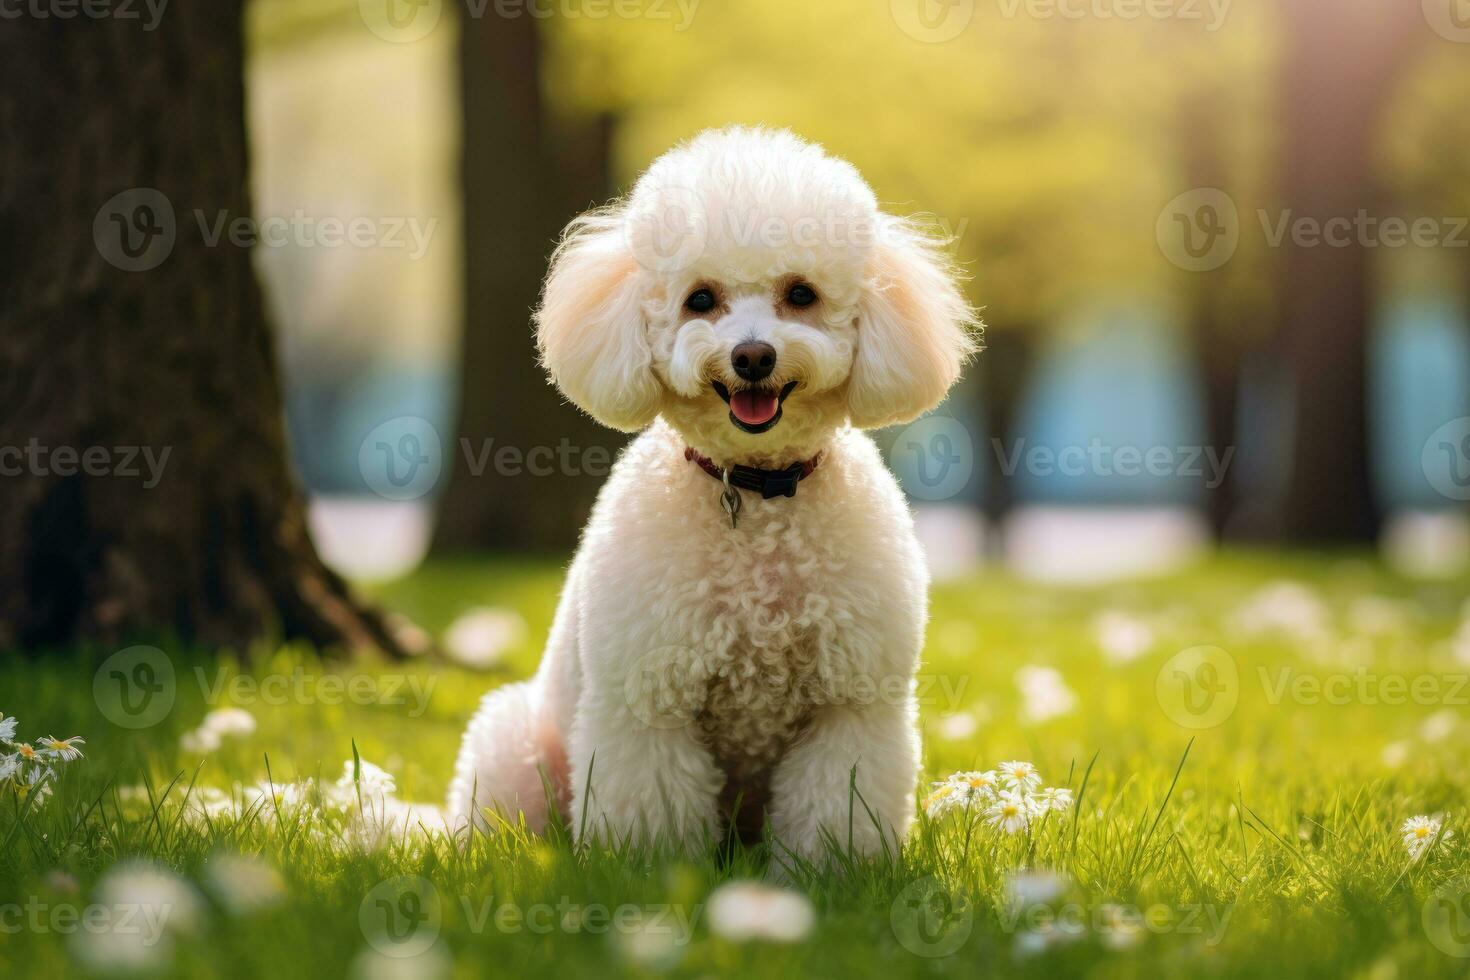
[711,380,799,434]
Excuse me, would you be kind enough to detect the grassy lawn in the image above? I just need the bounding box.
[3,552,1469,978]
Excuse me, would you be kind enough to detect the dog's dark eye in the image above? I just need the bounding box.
[786,282,817,307]
[685,288,716,314]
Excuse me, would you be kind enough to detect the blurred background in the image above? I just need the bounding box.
[245,0,1470,586]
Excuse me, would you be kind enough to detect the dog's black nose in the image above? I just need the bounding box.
[731,341,776,383]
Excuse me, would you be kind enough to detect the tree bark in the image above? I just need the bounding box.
[1274,0,1425,542]
[433,14,622,554]
[0,8,404,656]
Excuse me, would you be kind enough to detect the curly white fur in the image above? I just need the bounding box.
[449,126,979,861]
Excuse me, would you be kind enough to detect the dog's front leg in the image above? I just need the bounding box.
[568,695,723,853]
[767,698,919,865]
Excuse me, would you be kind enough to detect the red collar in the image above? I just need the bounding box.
[684,447,822,500]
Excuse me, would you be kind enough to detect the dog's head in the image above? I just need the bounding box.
[536,127,980,464]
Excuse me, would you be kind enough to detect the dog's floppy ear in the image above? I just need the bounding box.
[535,210,661,432]
[847,215,981,429]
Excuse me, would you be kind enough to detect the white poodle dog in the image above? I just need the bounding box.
[449,126,978,861]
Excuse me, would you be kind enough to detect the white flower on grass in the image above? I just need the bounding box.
[180,727,222,755]
[1094,611,1154,664]
[935,710,980,741]
[998,761,1041,791]
[0,712,17,743]
[75,862,203,974]
[1006,870,1069,909]
[1419,710,1460,744]
[443,606,527,669]
[1015,667,1077,724]
[984,791,1033,834]
[1032,787,1074,812]
[201,708,257,739]
[336,759,397,802]
[955,769,1001,798]
[204,853,285,915]
[1401,815,1453,861]
[38,735,85,761]
[707,881,814,943]
[1381,741,1411,769]
[1231,581,1329,642]
[0,753,18,782]
[923,781,964,818]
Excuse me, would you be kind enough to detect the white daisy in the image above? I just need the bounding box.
[984,790,1033,834]
[1015,667,1077,723]
[179,727,221,755]
[1032,787,1073,812]
[38,735,85,762]
[923,782,963,818]
[998,761,1042,792]
[0,713,17,743]
[953,769,1001,799]
[201,708,257,739]
[0,753,19,781]
[706,881,814,943]
[1401,815,1453,860]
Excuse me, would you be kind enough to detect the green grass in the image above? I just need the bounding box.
[3,552,1470,978]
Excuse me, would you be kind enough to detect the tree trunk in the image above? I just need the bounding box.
[1274,0,1424,542]
[0,8,403,656]
[433,14,623,554]
[980,329,1035,523]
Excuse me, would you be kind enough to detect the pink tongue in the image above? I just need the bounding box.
[730,389,780,425]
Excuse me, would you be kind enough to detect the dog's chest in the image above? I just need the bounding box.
[669,500,865,778]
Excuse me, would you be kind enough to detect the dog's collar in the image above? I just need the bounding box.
[684,447,822,500]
